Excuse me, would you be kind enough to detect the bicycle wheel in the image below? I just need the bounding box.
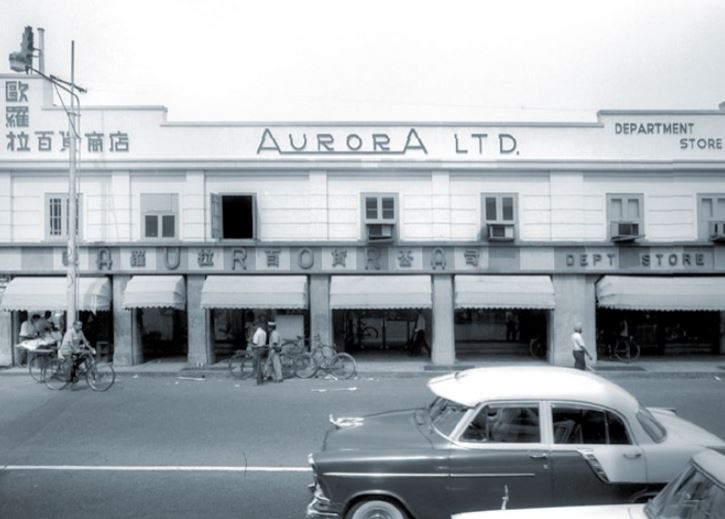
[629,340,641,361]
[86,362,116,391]
[278,353,296,379]
[228,351,252,379]
[295,353,317,379]
[43,358,70,390]
[28,355,48,382]
[613,339,630,362]
[330,353,356,380]
[528,339,544,359]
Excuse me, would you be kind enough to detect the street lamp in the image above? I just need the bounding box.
[8,26,87,328]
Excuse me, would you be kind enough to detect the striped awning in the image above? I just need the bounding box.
[200,276,308,309]
[597,276,725,311]
[330,275,432,309]
[455,275,555,310]
[123,276,186,310]
[0,277,111,313]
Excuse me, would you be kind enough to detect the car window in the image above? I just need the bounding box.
[429,398,469,437]
[649,465,725,519]
[461,404,540,443]
[552,405,631,445]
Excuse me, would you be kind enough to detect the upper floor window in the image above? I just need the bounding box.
[141,193,178,240]
[481,193,517,241]
[45,193,81,241]
[697,194,725,242]
[363,193,397,242]
[211,193,256,240]
[607,194,643,242]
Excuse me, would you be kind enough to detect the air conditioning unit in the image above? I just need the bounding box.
[367,223,394,242]
[486,223,515,241]
[610,221,641,242]
[709,221,725,242]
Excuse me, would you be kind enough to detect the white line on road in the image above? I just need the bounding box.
[1,465,311,473]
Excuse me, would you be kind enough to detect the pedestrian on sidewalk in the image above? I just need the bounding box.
[251,319,268,385]
[571,322,593,371]
[266,321,283,383]
[409,311,430,357]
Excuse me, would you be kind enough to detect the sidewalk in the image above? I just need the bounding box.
[2,353,724,379]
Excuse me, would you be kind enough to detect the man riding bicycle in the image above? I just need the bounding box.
[59,320,96,383]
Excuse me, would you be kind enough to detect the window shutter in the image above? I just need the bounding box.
[210,193,222,240]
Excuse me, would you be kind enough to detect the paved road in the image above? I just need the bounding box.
[1,372,724,518]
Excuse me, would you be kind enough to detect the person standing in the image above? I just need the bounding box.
[251,319,268,385]
[17,314,41,365]
[410,311,430,356]
[571,323,593,371]
[266,321,283,383]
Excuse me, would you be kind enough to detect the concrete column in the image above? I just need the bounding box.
[550,274,596,367]
[431,274,456,365]
[309,275,332,348]
[431,171,451,240]
[184,170,205,241]
[110,171,131,241]
[720,311,725,355]
[187,275,211,366]
[308,171,329,240]
[113,275,142,366]
[0,310,12,367]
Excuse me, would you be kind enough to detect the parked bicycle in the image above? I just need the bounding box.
[528,337,545,359]
[612,335,641,362]
[227,348,255,379]
[297,335,356,380]
[228,343,311,380]
[42,347,115,391]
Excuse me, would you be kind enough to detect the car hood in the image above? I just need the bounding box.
[452,503,644,519]
[323,408,432,451]
[650,407,725,446]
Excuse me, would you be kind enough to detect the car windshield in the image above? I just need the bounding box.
[637,407,667,443]
[428,397,469,437]
[646,464,725,519]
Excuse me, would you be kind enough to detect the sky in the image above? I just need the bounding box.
[3,0,725,123]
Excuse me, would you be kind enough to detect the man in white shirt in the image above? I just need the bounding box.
[265,321,283,382]
[251,320,268,385]
[571,323,592,370]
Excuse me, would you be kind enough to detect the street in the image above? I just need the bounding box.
[1,372,724,518]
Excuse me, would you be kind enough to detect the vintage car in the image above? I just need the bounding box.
[306,366,725,519]
[452,448,725,519]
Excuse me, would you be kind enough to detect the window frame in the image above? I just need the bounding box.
[453,400,545,447]
[361,192,398,242]
[481,193,518,241]
[211,192,258,241]
[140,193,179,241]
[548,401,636,446]
[44,193,83,241]
[697,193,725,240]
[606,193,644,240]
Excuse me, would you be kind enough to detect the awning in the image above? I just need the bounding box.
[0,277,111,313]
[123,276,186,310]
[597,276,725,311]
[330,275,432,309]
[200,276,308,309]
[455,275,555,310]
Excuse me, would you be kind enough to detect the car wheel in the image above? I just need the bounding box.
[346,499,408,519]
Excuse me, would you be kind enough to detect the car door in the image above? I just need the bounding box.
[447,401,553,514]
[547,401,648,506]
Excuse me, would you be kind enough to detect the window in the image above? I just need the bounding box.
[428,397,470,437]
[481,194,517,241]
[362,193,397,242]
[211,194,256,240]
[461,403,540,443]
[552,405,630,445]
[141,193,178,239]
[648,465,725,519]
[698,194,725,241]
[45,193,81,240]
[607,194,643,241]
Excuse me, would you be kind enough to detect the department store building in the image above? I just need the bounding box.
[1,73,725,367]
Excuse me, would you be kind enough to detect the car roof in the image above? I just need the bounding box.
[427,366,640,413]
[693,449,725,484]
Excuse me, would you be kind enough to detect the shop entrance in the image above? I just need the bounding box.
[596,309,721,357]
[333,309,431,357]
[210,309,307,361]
[137,308,187,361]
[454,309,549,358]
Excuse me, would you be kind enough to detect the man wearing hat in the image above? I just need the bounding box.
[266,321,283,383]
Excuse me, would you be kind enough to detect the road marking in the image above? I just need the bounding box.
[1,465,311,473]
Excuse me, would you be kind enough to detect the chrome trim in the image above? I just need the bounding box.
[323,471,448,478]
[451,473,535,478]
[577,448,610,484]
